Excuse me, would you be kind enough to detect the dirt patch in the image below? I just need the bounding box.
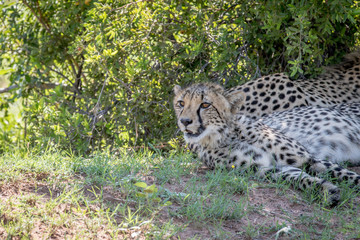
[156,167,360,239]
[1,167,360,239]
[0,177,148,239]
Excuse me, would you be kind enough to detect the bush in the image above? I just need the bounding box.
[0,0,359,153]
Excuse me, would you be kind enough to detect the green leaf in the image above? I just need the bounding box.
[136,192,146,198]
[162,201,172,206]
[183,194,190,201]
[144,184,158,193]
[0,69,15,75]
[134,182,148,188]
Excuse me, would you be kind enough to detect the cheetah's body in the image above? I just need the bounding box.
[226,52,360,118]
[261,104,360,164]
[173,83,360,205]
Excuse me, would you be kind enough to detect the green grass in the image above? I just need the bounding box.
[0,148,360,239]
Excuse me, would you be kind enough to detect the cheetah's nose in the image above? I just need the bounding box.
[180,118,193,127]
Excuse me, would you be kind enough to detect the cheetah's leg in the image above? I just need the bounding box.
[188,142,201,154]
[308,159,360,187]
[245,122,360,188]
[260,166,340,206]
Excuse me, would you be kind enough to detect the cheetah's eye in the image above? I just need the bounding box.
[178,101,185,107]
[200,102,211,109]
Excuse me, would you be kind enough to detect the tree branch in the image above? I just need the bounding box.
[47,66,74,86]
[22,0,51,33]
[0,85,18,94]
[0,83,70,94]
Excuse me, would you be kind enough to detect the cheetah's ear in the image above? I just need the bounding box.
[224,90,246,114]
[173,85,182,95]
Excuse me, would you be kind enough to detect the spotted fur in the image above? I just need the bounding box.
[173,83,360,206]
[225,52,360,118]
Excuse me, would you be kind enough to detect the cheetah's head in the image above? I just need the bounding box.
[173,83,237,146]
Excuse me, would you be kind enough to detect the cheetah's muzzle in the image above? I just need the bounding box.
[185,126,205,138]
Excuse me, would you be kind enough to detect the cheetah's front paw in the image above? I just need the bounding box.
[322,182,340,207]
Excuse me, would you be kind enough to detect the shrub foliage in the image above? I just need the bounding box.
[0,0,359,153]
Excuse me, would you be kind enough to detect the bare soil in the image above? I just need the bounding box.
[1,167,359,239]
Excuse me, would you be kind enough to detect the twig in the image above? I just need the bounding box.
[24,98,28,140]
[47,66,74,85]
[73,58,84,100]
[0,85,18,94]
[88,74,108,146]
[97,58,132,92]
[199,62,210,74]
[114,0,152,10]
[0,82,68,94]
[22,0,51,33]
[68,58,78,78]
[94,75,108,113]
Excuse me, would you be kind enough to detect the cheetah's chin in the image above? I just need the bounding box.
[184,127,223,148]
[185,126,205,138]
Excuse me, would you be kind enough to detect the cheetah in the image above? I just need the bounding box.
[173,83,360,206]
[225,51,360,118]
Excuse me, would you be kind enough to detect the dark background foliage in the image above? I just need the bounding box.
[1,0,359,153]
